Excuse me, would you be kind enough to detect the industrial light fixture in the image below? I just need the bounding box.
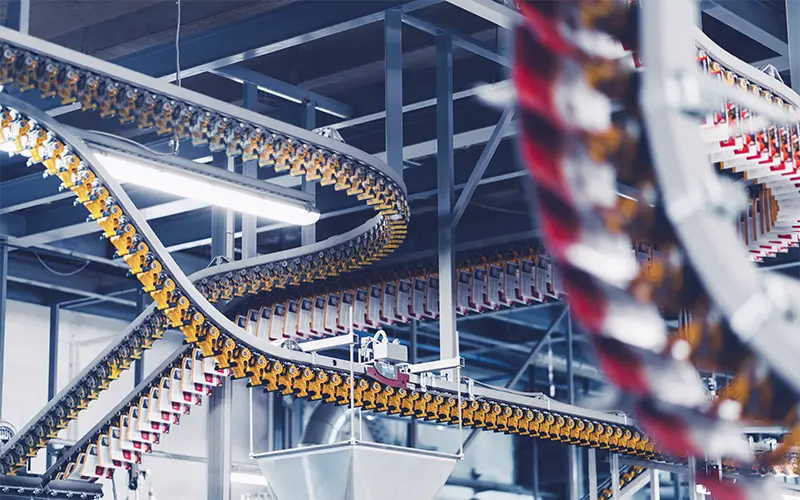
[93,151,320,226]
[0,140,319,226]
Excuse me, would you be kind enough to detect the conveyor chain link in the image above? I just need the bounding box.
[45,345,657,483]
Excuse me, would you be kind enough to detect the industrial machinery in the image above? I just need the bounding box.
[1,0,799,498]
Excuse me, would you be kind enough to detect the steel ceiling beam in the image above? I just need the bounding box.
[116,0,437,81]
[327,80,513,131]
[44,0,438,117]
[700,0,788,55]
[5,253,135,307]
[402,14,511,67]
[753,55,790,72]
[786,0,800,92]
[210,66,353,119]
[375,121,519,162]
[442,0,521,29]
[0,172,67,215]
[10,198,207,249]
[0,0,29,33]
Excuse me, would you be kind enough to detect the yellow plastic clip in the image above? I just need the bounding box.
[257,140,276,167]
[79,76,99,111]
[214,337,237,369]
[292,368,314,398]
[179,312,205,343]
[55,154,80,188]
[279,365,300,395]
[229,347,251,379]
[323,373,343,403]
[263,361,283,392]
[83,187,110,222]
[57,68,80,104]
[164,295,190,327]
[149,277,175,309]
[196,325,220,357]
[109,223,136,257]
[135,259,162,292]
[27,127,48,163]
[247,355,268,387]
[274,141,294,172]
[123,241,150,275]
[356,177,374,201]
[70,170,96,203]
[42,138,65,167]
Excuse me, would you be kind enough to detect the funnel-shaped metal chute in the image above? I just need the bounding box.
[255,441,458,500]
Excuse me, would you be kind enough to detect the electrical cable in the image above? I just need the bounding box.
[175,0,182,89]
[472,202,529,215]
[34,252,89,277]
[172,0,182,156]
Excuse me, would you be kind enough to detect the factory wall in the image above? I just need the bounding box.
[1,298,524,500]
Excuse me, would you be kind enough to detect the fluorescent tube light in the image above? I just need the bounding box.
[94,152,320,226]
[230,472,268,487]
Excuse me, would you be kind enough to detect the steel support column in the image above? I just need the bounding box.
[207,153,234,500]
[281,396,303,449]
[1,0,29,33]
[533,439,540,498]
[241,83,259,259]
[588,448,598,500]
[47,303,59,400]
[786,0,800,92]
[134,289,145,386]
[651,469,660,500]
[46,302,59,467]
[611,454,620,499]
[407,319,418,448]
[532,365,540,499]
[385,8,404,173]
[672,473,681,500]
[241,82,261,461]
[0,240,7,417]
[301,100,316,245]
[567,311,579,500]
[786,0,800,93]
[436,32,458,380]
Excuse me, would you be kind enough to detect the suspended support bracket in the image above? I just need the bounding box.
[299,333,357,353]
[406,357,463,374]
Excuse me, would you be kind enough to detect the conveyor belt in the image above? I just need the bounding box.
[0,25,650,482]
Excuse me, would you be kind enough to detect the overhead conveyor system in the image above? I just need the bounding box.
[0,19,646,488]
[6,0,800,498]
